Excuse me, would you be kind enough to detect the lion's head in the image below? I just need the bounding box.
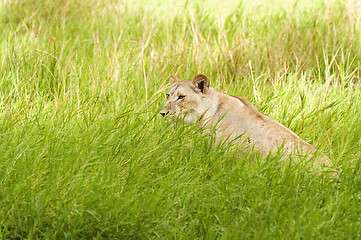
[160,74,211,123]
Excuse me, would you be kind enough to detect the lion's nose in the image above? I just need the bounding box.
[160,111,169,117]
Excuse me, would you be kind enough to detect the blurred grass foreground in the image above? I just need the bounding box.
[1,0,361,239]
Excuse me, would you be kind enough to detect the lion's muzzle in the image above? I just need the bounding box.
[160,109,169,117]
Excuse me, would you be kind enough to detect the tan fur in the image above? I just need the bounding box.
[160,74,334,171]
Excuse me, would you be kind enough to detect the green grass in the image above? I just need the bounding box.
[1,0,361,238]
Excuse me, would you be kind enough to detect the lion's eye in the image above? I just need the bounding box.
[178,95,185,100]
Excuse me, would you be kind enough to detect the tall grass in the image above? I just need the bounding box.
[1,0,361,238]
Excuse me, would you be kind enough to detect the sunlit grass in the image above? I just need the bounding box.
[0,0,361,238]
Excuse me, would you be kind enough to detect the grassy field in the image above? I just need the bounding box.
[1,0,361,238]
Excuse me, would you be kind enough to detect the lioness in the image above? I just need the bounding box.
[160,73,333,170]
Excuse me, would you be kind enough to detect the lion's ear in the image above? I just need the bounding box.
[192,74,210,94]
[170,75,182,84]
